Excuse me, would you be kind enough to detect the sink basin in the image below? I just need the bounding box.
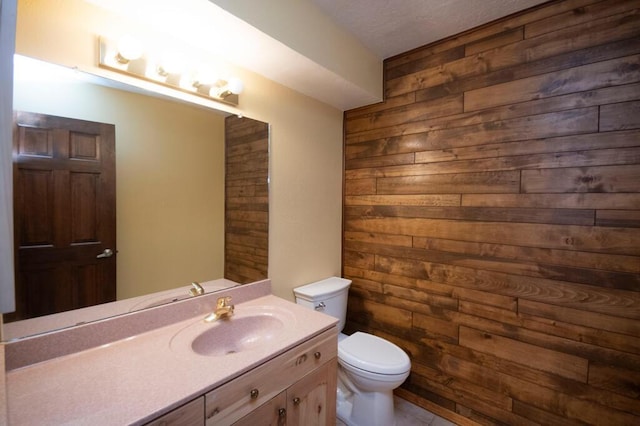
[192,315,284,356]
[170,305,297,357]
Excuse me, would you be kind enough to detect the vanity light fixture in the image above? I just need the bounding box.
[98,36,243,106]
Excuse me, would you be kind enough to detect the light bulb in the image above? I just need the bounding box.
[192,64,219,87]
[157,52,185,76]
[116,36,143,63]
[226,77,244,95]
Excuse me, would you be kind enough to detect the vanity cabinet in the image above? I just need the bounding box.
[205,328,337,425]
[144,327,337,426]
[234,360,337,426]
[146,397,204,426]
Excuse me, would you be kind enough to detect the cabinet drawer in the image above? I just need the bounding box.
[205,328,337,425]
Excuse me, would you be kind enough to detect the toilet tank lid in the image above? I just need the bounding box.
[293,276,351,299]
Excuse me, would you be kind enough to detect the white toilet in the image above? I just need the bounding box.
[294,277,411,426]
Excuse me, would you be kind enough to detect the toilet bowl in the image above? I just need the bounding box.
[294,277,411,426]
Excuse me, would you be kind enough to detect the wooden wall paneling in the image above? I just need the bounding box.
[383,0,603,69]
[385,4,640,97]
[343,0,640,423]
[416,37,640,103]
[224,116,269,284]
[464,54,640,112]
[600,99,640,131]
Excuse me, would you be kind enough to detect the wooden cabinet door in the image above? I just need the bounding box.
[146,397,204,426]
[233,392,287,426]
[286,358,337,426]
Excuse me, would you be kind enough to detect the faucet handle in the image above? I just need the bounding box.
[217,296,233,308]
[189,282,205,296]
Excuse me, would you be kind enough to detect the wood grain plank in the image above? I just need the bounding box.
[347,216,640,255]
[459,326,588,381]
[344,230,413,247]
[343,249,375,270]
[524,0,640,39]
[411,362,517,416]
[461,193,640,210]
[347,108,599,158]
[386,8,640,97]
[346,204,595,226]
[347,238,640,291]
[345,152,414,170]
[588,362,640,399]
[412,313,458,343]
[345,92,415,120]
[386,46,465,80]
[596,209,640,227]
[518,309,640,355]
[347,298,413,330]
[464,54,640,112]
[413,129,640,164]
[345,95,463,134]
[413,235,640,274]
[465,27,524,56]
[345,194,461,207]
[600,100,640,131]
[521,164,640,193]
[374,254,640,318]
[384,0,600,68]
[349,80,640,146]
[383,284,460,311]
[417,36,640,103]
[519,299,640,337]
[344,178,376,195]
[376,171,520,194]
[413,146,640,176]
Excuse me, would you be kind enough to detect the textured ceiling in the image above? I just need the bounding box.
[310,0,549,59]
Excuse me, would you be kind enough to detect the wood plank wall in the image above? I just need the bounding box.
[224,116,269,284]
[342,0,640,424]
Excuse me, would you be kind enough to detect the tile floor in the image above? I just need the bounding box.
[336,396,457,426]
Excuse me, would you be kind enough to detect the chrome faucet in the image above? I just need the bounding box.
[204,296,234,322]
[189,282,205,297]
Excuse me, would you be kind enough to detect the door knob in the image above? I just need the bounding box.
[96,248,114,259]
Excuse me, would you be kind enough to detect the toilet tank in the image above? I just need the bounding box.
[293,277,351,332]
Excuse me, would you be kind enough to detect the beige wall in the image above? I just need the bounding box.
[14,74,226,299]
[14,0,344,301]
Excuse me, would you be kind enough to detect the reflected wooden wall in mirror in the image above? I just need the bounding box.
[225,116,269,283]
[2,56,269,340]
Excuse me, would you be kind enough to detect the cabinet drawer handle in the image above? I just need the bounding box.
[292,397,301,405]
[250,388,259,399]
[279,408,287,418]
[314,351,321,359]
[206,408,219,419]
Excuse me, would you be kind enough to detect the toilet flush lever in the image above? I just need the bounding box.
[314,302,326,311]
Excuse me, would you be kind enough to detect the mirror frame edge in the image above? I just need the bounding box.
[0,0,17,319]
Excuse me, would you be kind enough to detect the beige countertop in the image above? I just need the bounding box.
[5,289,337,425]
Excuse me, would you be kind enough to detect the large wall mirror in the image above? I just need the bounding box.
[2,55,269,341]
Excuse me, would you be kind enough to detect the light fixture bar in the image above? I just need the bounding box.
[98,36,241,106]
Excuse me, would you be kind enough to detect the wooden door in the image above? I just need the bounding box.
[286,359,337,426]
[6,111,116,322]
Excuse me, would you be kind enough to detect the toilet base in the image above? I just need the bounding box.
[336,383,396,426]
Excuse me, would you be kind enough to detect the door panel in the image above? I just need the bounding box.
[7,111,116,322]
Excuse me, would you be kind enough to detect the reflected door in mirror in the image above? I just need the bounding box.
[7,112,116,322]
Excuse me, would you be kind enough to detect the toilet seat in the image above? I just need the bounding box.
[338,332,410,375]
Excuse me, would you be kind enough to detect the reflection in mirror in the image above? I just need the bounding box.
[2,56,269,341]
